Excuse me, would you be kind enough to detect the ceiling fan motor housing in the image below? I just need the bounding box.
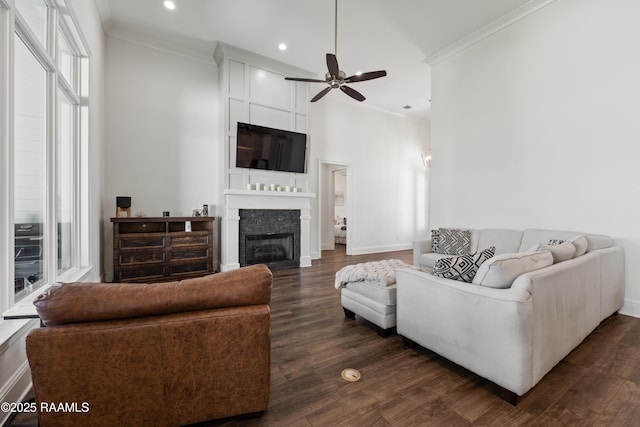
[326,70,347,88]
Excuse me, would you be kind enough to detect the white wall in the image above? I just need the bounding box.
[429,0,640,316]
[104,36,219,280]
[310,98,430,256]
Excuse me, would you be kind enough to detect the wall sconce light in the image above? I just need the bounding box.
[421,152,432,168]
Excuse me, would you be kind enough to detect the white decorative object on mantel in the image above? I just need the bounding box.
[221,189,315,272]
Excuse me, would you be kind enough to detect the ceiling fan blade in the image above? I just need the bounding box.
[340,85,365,102]
[326,53,340,78]
[311,86,332,102]
[285,77,328,83]
[345,70,387,83]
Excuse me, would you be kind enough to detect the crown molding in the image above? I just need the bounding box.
[425,0,558,66]
[94,0,113,33]
[106,26,217,65]
[213,42,315,78]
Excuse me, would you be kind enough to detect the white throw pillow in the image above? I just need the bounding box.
[569,235,588,257]
[528,242,576,263]
[585,234,614,252]
[472,251,553,289]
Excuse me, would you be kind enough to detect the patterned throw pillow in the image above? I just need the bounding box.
[433,246,496,283]
[431,229,440,253]
[547,239,566,245]
[438,228,471,255]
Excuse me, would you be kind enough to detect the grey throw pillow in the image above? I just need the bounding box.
[431,229,440,253]
[437,228,471,255]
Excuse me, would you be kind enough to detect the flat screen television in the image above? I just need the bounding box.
[236,122,307,174]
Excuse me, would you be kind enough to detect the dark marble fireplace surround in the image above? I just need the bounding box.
[239,209,301,270]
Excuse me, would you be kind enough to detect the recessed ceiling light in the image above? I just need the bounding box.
[403,105,413,109]
[278,43,287,51]
[163,1,176,10]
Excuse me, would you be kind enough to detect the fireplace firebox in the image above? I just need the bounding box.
[239,209,300,270]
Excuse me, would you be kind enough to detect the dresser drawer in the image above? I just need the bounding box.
[118,264,165,281]
[119,249,165,265]
[171,247,208,260]
[119,236,165,249]
[170,234,209,246]
[169,261,210,276]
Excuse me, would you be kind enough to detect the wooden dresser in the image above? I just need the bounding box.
[111,217,216,283]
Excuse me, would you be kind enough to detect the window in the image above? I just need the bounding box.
[1,0,89,312]
[15,0,47,47]
[14,36,47,300]
[57,29,74,88]
[57,89,74,274]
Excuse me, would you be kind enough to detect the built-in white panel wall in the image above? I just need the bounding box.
[104,36,219,280]
[214,43,312,194]
[429,0,640,316]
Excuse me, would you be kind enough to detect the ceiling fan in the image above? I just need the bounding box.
[284,0,387,103]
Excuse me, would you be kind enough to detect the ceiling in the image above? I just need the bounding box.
[95,0,533,119]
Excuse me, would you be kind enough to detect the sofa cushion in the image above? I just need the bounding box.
[569,235,588,257]
[477,228,523,255]
[437,228,471,255]
[433,246,496,283]
[528,242,576,263]
[472,251,553,289]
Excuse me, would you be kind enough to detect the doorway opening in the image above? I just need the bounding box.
[318,160,352,256]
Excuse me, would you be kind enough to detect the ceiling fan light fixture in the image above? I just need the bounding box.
[283,0,386,103]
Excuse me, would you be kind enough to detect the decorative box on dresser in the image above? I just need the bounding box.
[111,217,216,283]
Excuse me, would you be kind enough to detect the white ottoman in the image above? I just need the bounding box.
[335,259,417,337]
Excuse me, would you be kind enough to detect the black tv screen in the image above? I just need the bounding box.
[236,122,307,173]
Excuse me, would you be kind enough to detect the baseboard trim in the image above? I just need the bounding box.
[0,360,32,426]
[620,298,640,318]
[350,243,412,256]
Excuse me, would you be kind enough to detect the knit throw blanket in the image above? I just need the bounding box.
[334,259,417,289]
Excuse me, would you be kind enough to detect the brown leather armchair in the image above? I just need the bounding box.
[26,265,272,427]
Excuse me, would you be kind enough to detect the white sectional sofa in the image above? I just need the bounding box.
[397,228,625,402]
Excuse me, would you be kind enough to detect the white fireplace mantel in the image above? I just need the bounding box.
[221,189,315,271]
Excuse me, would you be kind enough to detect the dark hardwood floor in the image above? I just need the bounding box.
[7,245,640,426]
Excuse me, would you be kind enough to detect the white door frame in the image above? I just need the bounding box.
[317,159,352,257]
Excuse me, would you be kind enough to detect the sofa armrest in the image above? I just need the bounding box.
[396,268,534,395]
[412,238,432,267]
